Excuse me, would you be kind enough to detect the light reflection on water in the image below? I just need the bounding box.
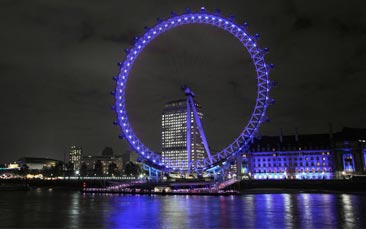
[0,189,365,228]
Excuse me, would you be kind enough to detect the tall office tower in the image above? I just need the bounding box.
[68,146,82,172]
[161,99,205,170]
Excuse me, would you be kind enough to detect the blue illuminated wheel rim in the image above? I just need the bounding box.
[113,8,272,172]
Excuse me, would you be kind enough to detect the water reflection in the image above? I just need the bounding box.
[242,195,255,228]
[300,193,312,227]
[282,194,294,228]
[67,192,80,227]
[340,194,357,228]
[321,194,337,227]
[0,189,366,228]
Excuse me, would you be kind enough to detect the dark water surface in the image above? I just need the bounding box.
[0,189,366,228]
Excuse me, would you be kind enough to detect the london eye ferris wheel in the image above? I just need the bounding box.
[112,7,275,173]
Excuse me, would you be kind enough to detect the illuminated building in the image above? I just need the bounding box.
[68,146,82,172]
[161,99,205,170]
[81,155,123,176]
[17,157,62,170]
[80,148,123,176]
[7,163,20,169]
[242,127,366,180]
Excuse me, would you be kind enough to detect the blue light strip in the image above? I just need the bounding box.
[253,172,333,180]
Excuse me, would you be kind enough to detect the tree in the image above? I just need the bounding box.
[124,161,133,176]
[19,164,29,177]
[41,161,63,177]
[49,161,64,177]
[80,162,88,177]
[42,165,51,177]
[65,162,74,177]
[94,160,103,176]
[124,161,141,176]
[108,162,117,176]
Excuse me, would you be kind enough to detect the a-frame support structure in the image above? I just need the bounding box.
[184,86,213,172]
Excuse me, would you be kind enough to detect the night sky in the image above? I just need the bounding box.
[0,0,365,163]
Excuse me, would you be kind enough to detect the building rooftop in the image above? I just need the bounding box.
[248,127,366,152]
[18,157,62,164]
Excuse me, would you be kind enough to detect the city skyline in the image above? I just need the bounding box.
[1,1,366,163]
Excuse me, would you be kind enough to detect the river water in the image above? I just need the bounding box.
[0,189,365,228]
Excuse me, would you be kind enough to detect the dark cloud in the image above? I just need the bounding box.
[103,32,133,44]
[292,17,313,30]
[0,0,366,163]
